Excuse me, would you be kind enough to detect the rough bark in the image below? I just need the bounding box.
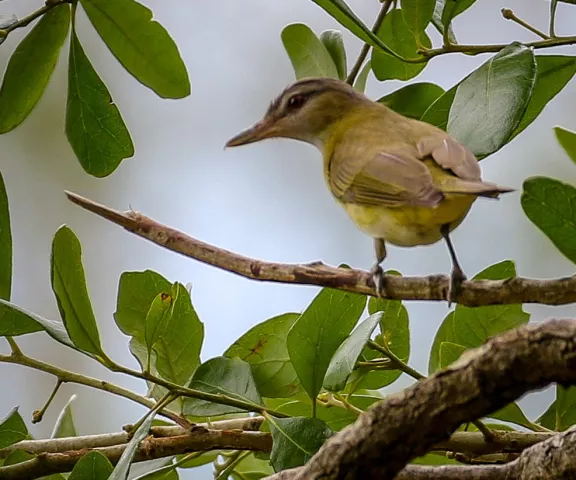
[266,319,576,479]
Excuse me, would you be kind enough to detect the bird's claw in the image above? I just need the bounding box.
[371,264,386,298]
[447,268,467,307]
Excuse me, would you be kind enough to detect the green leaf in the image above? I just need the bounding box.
[3,449,34,466]
[0,173,11,300]
[51,226,103,357]
[129,337,170,403]
[109,410,156,480]
[422,55,576,143]
[538,401,556,430]
[115,272,203,386]
[555,126,576,165]
[144,291,174,359]
[233,453,274,480]
[268,417,332,471]
[0,5,70,133]
[440,0,477,28]
[402,0,435,38]
[324,312,382,391]
[539,385,576,431]
[371,10,430,81]
[0,298,74,348]
[489,402,533,430]
[225,313,301,398]
[350,294,410,390]
[69,451,113,480]
[309,0,405,59]
[153,283,203,386]
[286,288,366,402]
[431,1,456,44]
[353,60,371,93]
[379,82,445,120]
[51,395,77,438]
[178,451,221,468]
[114,270,171,338]
[132,460,179,480]
[522,177,576,265]
[412,453,459,465]
[429,260,529,373]
[447,43,536,156]
[420,85,457,130]
[66,30,134,178]
[266,392,381,432]
[438,341,466,368]
[320,30,347,80]
[0,408,27,449]
[511,56,576,140]
[79,0,190,99]
[182,357,263,416]
[281,24,339,79]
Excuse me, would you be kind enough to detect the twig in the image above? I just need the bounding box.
[65,191,576,307]
[501,8,550,39]
[0,427,272,479]
[0,350,183,425]
[0,417,266,458]
[0,0,71,40]
[366,340,493,441]
[32,379,62,424]
[104,360,289,418]
[395,425,576,479]
[419,35,576,60]
[345,0,393,85]
[265,319,576,480]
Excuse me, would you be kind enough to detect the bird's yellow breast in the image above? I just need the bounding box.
[341,194,475,247]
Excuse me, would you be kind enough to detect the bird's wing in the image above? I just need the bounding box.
[417,134,481,181]
[330,145,444,208]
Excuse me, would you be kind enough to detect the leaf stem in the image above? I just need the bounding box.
[345,0,393,85]
[32,380,63,424]
[0,0,71,40]
[333,393,364,416]
[419,35,576,61]
[501,8,550,40]
[215,450,249,480]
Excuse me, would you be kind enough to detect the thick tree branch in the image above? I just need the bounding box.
[0,427,271,479]
[393,425,576,479]
[266,319,576,480]
[66,191,576,307]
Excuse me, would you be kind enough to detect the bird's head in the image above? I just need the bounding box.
[225,77,369,149]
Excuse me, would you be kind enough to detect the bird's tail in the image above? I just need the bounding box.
[440,179,515,199]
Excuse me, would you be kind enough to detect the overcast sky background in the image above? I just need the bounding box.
[1,0,576,477]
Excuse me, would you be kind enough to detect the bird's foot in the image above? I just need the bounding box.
[370,264,386,298]
[447,267,467,307]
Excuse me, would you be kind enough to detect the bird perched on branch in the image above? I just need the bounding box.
[225,77,513,304]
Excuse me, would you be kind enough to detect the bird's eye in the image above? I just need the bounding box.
[287,94,307,110]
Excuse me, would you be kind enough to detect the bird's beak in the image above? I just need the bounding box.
[225,119,276,148]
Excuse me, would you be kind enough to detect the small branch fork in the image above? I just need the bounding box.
[65,191,576,307]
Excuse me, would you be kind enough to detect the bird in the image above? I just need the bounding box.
[225,77,513,304]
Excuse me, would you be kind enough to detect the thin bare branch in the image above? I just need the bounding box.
[66,191,576,307]
[0,427,271,479]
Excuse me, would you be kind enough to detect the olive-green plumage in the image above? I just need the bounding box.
[226,77,513,302]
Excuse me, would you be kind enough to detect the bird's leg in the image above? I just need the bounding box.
[441,224,467,306]
[371,238,387,297]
